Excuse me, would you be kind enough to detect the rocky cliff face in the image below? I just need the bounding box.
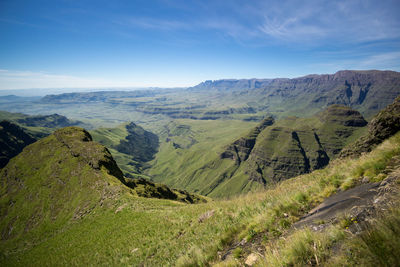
[245,126,329,183]
[170,105,368,197]
[340,96,400,157]
[191,70,400,118]
[220,116,274,164]
[245,105,367,183]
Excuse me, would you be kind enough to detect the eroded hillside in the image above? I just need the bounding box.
[149,105,368,197]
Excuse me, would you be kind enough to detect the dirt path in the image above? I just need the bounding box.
[218,167,400,265]
[293,182,381,229]
[294,169,399,233]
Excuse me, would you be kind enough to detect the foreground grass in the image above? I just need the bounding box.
[2,133,399,266]
[260,199,400,267]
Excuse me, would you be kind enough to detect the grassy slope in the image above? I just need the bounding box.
[0,122,397,266]
[90,124,142,176]
[1,131,398,266]
[147,119,258,194]
[90,123,159,178]
[149,109,367,198]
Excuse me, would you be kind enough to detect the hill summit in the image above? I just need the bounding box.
[0,126,205,247]
[0,127,129,244]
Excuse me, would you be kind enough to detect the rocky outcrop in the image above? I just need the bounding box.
[124,178,207,204]
[340,96,400,157]
[220,116,274,164]
[54,127,125,182]
[245,105,367,184]
[318,104,368,127]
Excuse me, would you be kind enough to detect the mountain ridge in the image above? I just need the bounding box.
[191,70,400,118]
[149,105,368,197]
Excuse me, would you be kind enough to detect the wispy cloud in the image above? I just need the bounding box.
[115,17,190,31]
[255,0,400,43]
[309,51,400,72]
[358,52,400,68]
[0,70,124,90]
[112,0,400,47]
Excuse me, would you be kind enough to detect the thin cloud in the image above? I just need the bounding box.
[258,15,327,40]
[358,52,400,68]
[255,0,400,43]
[112,0,400,46]
[0,70,120,90]
[309,51,400,72]
[115,17,190,31]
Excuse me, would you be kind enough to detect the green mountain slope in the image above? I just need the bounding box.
[1,125,399,266]
[244,105,368,183]
[147,119,259,194]
[0,127,129,254]
[91,122,159,177]
[0,120,37,168]
[149,105,367,197]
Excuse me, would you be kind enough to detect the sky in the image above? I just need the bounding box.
[0,0,400,90]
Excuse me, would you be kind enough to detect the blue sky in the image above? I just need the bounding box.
[0,0,400,89]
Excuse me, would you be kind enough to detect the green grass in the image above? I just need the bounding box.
[91,122,159,178]
[147,119,258,196]
[329,207,400,266]
[261,199,400,267]
[1,129,399,266]
[263,226,346,266]
[149,108,368,198]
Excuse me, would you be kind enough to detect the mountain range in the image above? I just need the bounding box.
[0,70,400,265]
[0,92,399,265]
[192,70,400,118]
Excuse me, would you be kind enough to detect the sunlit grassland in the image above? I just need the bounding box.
[2,132,398,266]
[90,124,145,177]
[149,112,368,198]
[147,119,258,191]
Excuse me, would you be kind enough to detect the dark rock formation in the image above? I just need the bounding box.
[0,120,36,168]
[340,96,400,157]
[221,116,274,164]
[245,105,367,184]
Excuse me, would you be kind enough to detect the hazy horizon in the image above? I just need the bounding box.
[1,0,400,90]
[1,68,399,97]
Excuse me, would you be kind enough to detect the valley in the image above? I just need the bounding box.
[1,70,396,197]
[2,0,400,265]
[1,70,400,266]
